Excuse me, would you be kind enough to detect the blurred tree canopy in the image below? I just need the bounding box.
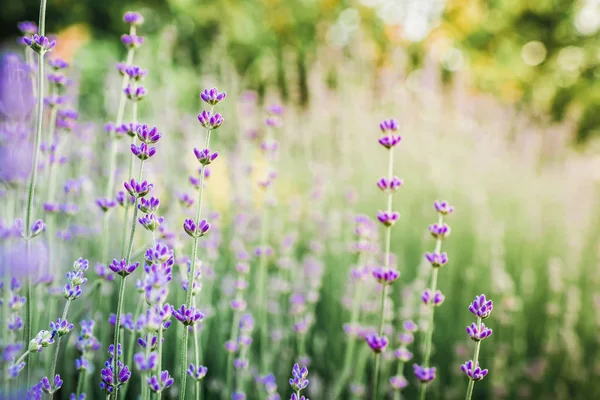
[3,0,600,142]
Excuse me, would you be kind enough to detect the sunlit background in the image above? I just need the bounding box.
[1,0,600,399]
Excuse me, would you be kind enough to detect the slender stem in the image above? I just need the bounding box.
[48,300,72,399]
[192,297,201,400]
[157,308,164,400]
[180,109,213,400]
[464,317,482,400]
[121,295,144,400]
[76,369,86,398]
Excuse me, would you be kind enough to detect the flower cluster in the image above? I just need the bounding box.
[63,258,89,300]
[289,363,309,398]
[100,345,131,393]
[461,294,494,389]
[389,320,417,391]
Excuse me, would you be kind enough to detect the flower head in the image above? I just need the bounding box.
[187,364,207,380]
[183,218,210,238]
[289,363,309,391]
[137,125,161,144]
[434,200,454,215]
[124,84,147,101]
[365,334,389,353]
[390,375,408,390]
[421,289,445,306]
[131,142,157,160]
[200,87,226,105]
[23,34,56,54]
[29,330,54,352]
[18,21,38,35]
[109,258,140,277]
[193,148,218,165]
[147,371,174,392]
[50,318,74,338]
[461,360,488,381]
[466,322,493,341]
[413,364,436,383]
[372,267,400,285]
[48,58,69,70]
[123,11,144,25]
[376,176,403,193]
[429,223,451,239]
[469,294,493,319]
[121,34,144,48]
[377,210,400,227]
[96,198,117,212]
[378,135,401,149]
[124,179,153,198]
[40,374,63,394]
[125,65,147,81]
[172,304,203,326]
[197,110,224,130]
[425,251,448,268]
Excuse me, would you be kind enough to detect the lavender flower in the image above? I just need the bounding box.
[421,289,445,306]
[376,210,399,227]
[197,110,224,130]
[125,65,148,81]
[124,84,147,101]
[394,348,413,362]
[172,304,204,326]
[124,179,153,198]
[428,223,451,239]
[376,176,403,192]
[100,345,131,393]
[425,251,448,268]
[469,294,494,319]
[131,142,156,160]
[133,352,158,371]
[390,375,408,390]
[380,118,399,132]
[193,148,219,165]
[123,11,144,25]
[147,371,174,392]
[29,330,54,352]
[461,360,488,381]
[23,34,56,54]
[96,198,117,212]
[365,334,389,353]
[121,34,144,48]
[139,213,164,231]
[50,318,74,338]
[18,21,38,35]
[40,374,63,394]
[466,322,493,341]
[200,87,227,105]
[413,364,436,383]
[137,124,161,144]
[48,58,68,70]
[372,267,400,285]
[434,200,455,215]
[109,258,140,277]
[183,218,210,237]
[378,135,402,149]
[289,363,309,391]
[187,364,207,380]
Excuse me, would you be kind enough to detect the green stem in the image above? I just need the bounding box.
[180,109,213,400]
[48,300,72,399]
[76,369,86,398]
[464,318,482,400]
[121,295,145,400]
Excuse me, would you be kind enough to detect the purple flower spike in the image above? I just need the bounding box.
[365,334,389,353]
[147,370,174,392]
[96,198,117,212]
[434,200,455,215]
[137,125,161,144]
[466,322,493,342]
[380,118,399,132]
[377,210,400,227]
[118,122,140,138]
[123,11,144,25]
[40,374,63,394]
[413,364,436,383]
[197,110,224,130]
[390,375,408,390]
[376,176,403,193]
[378,134,402,149]
[428,223,451,239]
[138,197,160,213]
[469,294,493,319]
[172,304,204,326]
[124,84,147,101]
[372,267,400,285]
[18,21,38,35]
[289,363,309,391]
[125,65,147,81]
[138,213,164,232]
[178,193,194,208]
[124,179,153,198]
[131,142,157,160]
[461,360,488,381]
[23,34,56,54]
[49,318,74,338]
[121,34,144,48]
[109,258,140,277]
[29,330,54,352]
[425,251,448,268]
[193,148,219,166]
[116,191,136,207]
[183,218,210,238]
[187,364,207,381]
[200,87,227,105]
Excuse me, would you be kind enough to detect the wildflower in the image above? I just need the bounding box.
[380,118,399,132]
[377,210,400,227]
[183,218,210,238]
[121,34,144,48]
[131,142,157,160]
[124,179,153,198]
[40,374,63,394]
[413,364,436,383]
[96,198,117,212]
[133,352,158,371]
[50,318,74,338]
[136,125,161,144]
[18,21,38,35]
[179,193,194,208]
[378,134,401,149]
[425,251,448,268]
[429,223,451,239]
[469,294,493,319]
[8,361,25,378]
[109,258,140,277]
[461,360,488,381]
[48,58,68,70]
[376,176,403,193]
[365,334,389,353]
[138,213,164,231]
[403,320,418,332]
[118,122,140,138]
[29,219,45,238]
[125,65,147,81]
[289,363,309,391]
[197,110,224,130]
[123,11,144,25]
[23,34,56,54]
[200,87,227,105]
[124,84,147,101]
[193,148,219,165]
[172,304,203,326]
[372,267,400,285]
[466,322,493,342]
[394,348,413,362]
[434,200,455,215]
[116,191,136,207]
[421,289,445,306]
[147,371,174,392]
[187,364,207,380]
[29,330,54,352]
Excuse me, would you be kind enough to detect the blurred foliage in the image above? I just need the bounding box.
[3,0,600,141]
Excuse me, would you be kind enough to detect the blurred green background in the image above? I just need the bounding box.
[3,0,600,143]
